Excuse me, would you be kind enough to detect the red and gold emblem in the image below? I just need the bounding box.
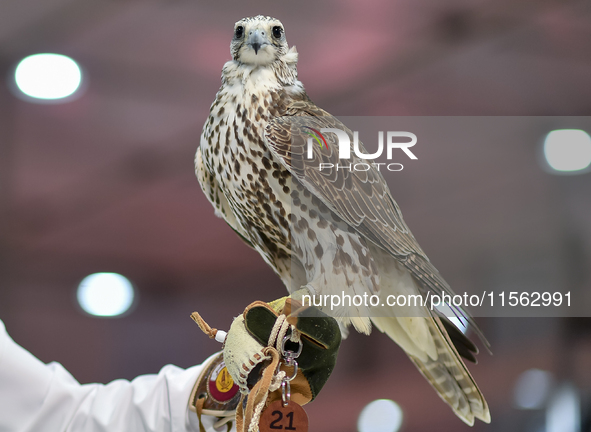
[208,361,239,402]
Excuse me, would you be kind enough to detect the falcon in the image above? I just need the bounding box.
[196,15,490,425]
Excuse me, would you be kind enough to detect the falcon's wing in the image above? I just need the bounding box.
[266,101,425,260]
[264,100,488,345]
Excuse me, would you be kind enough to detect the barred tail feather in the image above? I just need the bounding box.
[409,316,490,425]
[373,314,490,425]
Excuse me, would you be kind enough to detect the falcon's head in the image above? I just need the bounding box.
[231,16,289,66]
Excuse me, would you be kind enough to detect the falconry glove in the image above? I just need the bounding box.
[190,296,341,432]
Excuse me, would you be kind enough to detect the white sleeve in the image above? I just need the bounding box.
[0,319,224,432]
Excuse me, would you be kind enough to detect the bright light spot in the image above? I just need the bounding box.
[543,130,591,173]
[14,53,83,101]
[435,303,469,334]
[514,369,553,409]
[546,384,580,432]
[77,273,134,317]
[358,399,403,432]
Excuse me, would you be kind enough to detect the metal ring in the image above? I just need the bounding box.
[281,335,303,358]
[281,380,291,406]
[285,360,298,381]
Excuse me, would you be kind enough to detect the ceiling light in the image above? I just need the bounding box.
[14,53,83,102]
[546,384,580,432]
[543,129,591,174]
[358,399,403,432]
[77,273,135,317]
[514,369,553,409]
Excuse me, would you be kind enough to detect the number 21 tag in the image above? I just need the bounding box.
[260,400,309,432]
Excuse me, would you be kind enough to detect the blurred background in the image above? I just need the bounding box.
[1,0,591,431]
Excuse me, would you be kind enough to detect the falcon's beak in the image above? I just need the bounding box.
[247,28,268,55]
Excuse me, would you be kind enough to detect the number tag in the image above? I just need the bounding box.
[260,400,308,432]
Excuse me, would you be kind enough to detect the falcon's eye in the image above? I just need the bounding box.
[235,26,244,39]
[272,26,283,38]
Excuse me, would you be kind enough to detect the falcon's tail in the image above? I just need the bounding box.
[372,315,490,425]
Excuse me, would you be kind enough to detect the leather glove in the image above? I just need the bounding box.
[190,294,341,432]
